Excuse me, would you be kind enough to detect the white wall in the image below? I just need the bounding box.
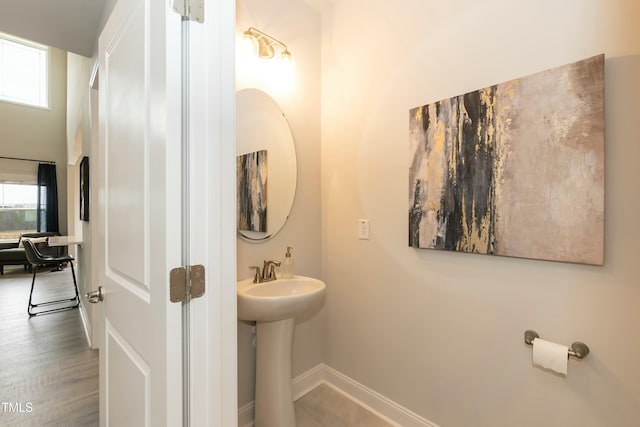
[236,0,323,408]
[0,46,68,235]
[66,52,96,345]
[321,0,640,426]
[67,53,91,163]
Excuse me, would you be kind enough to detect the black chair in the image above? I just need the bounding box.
[22,239,80,316]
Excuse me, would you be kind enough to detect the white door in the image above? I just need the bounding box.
[97,0,182,425]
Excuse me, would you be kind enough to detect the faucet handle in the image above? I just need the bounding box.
[262,260,281,281]
[268,261,281,279]
[249,266,261,283]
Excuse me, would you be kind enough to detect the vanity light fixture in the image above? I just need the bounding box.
[243,27,292,60]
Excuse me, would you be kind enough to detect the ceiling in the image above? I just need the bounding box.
[0,0,339,58]
[0,0,106,57]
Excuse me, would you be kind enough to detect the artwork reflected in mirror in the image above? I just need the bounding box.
[80,156,90,222]
[237,150,267,232]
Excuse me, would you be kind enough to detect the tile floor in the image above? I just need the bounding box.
[295,384,393,427]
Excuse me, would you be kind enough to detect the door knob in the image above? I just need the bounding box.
[86,286,104,303]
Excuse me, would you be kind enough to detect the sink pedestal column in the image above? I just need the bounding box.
[255,317,296,427]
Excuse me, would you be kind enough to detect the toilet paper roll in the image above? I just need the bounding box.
[532,338,569,375]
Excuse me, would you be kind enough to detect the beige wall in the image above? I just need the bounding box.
[236,0,323,408]
[0,46,68,235]
[321,0,640,426]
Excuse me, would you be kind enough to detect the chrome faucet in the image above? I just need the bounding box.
[249,260,281,283]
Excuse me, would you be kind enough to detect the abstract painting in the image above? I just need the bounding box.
[237,150,267,232]
[409,54,604,265]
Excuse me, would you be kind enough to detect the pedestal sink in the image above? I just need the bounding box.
[238,275,326,427]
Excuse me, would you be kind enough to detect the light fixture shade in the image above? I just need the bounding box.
[257,38,275,59]
[242,31,257,53]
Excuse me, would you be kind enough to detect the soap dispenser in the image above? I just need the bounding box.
[281,246,294,279]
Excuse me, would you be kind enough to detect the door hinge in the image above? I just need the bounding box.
[170,265,205,303]
[171,0,204,23]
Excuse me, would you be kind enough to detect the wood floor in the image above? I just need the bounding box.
[0,265,99,426]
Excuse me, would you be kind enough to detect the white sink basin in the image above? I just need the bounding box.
[237,275,325,322]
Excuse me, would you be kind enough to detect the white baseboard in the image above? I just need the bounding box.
[238,401,254,427]
[292,363,326,400]
[78,303,92,348]
[238,364,438,427]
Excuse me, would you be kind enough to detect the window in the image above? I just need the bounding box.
[0,33,48,108]
[0,183,38,239]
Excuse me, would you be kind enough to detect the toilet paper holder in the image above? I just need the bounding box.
[524,330,590,359]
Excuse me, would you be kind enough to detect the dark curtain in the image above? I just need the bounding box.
[37,163,59,232]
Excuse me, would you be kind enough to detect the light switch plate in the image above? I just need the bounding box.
[358,218,370,240]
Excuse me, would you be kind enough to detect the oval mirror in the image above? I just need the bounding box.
[236,88,297,241]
